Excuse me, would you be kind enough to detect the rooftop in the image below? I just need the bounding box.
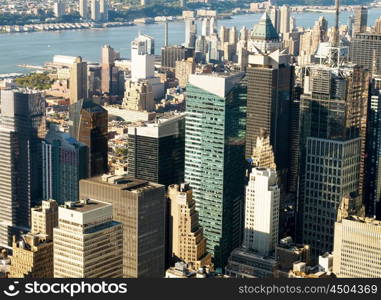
[83,175,163,193]
[62,199,110,213]
[251,13,279,41]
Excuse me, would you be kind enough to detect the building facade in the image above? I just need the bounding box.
[69,99,108,177]
[185,73,247,268]
[53,199,123,278]
[168,183,212,270]
[0,89,46,248]
[42,125,89,204]
[127,113,185,187]
[79,175,166,278]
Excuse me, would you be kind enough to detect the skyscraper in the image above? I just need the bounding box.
[280,5,290,36]
[69,99,108,177]
[168,183,212,269]
[69,56,88,104]
[245,42,292,190]
[243,168,280,254]
[99,0,108,22]
[101,44,120,95]
[79,0,88,19]
[79,175,166,278]
[90,0,101,22]
[333,193,381,278]
[0,89,46,248]
[269,6,280,33]
[161,46,193,70]
[53,0,65,18]
[53,199,123,278]
[185,73,247,268]
[225,168,280,278]
[298,64,368,260]
[365,74,381,218]
[130,35,164,100]
[131,34,155,81]
[351,32,381,72]
[42,125,89,204]
[184,18,197,48]
[127,113,185,187]
[353,6,368,34]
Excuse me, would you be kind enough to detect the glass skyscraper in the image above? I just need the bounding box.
[185,73,247,268]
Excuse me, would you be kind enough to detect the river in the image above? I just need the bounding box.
[0,8,381,74]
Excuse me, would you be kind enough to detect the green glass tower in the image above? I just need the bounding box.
[185,73,247,268]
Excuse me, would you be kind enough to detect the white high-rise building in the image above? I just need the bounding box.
[185,18,197,48]
[79,0,88,19]
[130,35,164,100]
[131,34,155,81]
[280,5,290,36]
[91,0,101,22]
[53,199,123,278]
[201,18,210,37]
[243,168,280,256]
[209,17,217,36]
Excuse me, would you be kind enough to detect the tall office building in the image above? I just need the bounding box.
[245,48,292,190]
[0,89,45,248]
[184,18,197,48]
[226,168,280,278]
[365,74,381,218]
[161,46,193,70]
[127,113,185,187]
[90,0,101,22]
[101,44,121,95]
[79,175,166,278]
[54,199,123,278]
[168,183,212,270]
[69,99,108,177]
[201,18,210,37]
[99,0,108,22]
[353,6,368,34]
[130,34,164,100]
[351,32,381,72]
[333,193,381,278]
[69,56,88,104]
[42,125,89,204]
[243,168,280,254]
[279,5,290,36]
[185,73,247,268]
[269,6,280,33]
[53,0,65,18]
[298,64,368,260]
[9,200,58,278]
[131,34,155,81]
[79,0,88,19]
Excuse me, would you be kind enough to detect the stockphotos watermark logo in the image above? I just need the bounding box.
[2,281,128,298]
